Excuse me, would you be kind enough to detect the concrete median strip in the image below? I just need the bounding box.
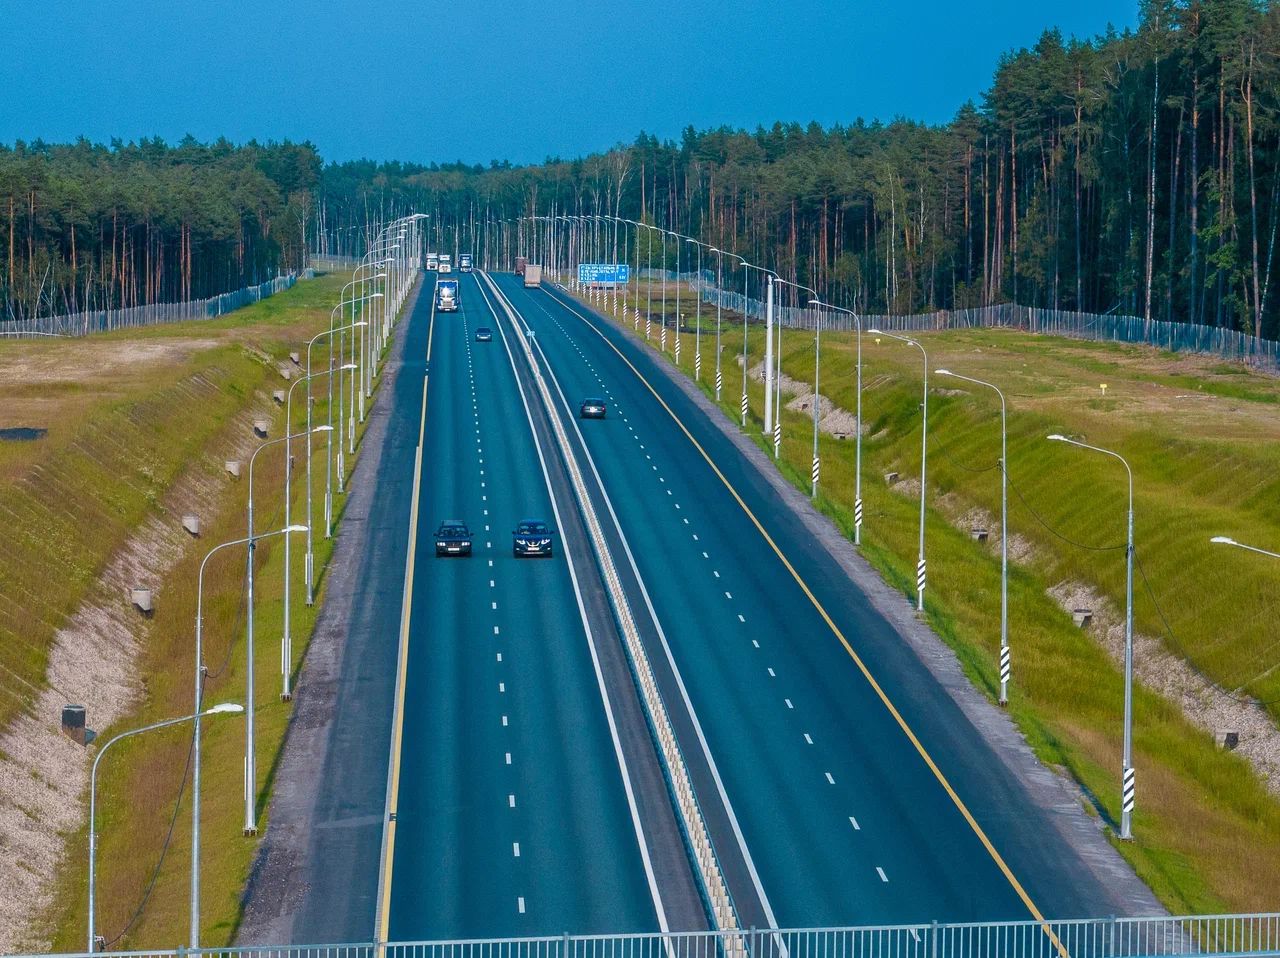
[479,270,743,943]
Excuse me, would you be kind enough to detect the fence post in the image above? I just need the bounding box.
[930,920,938,958]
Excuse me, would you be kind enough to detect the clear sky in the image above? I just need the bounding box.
[0,0,1136,166]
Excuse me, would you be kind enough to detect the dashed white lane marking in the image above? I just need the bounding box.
[751,639,759,648]
[496,652,502,662]
[682,518,689,525]
[849,816,861,830]
[488,559,494,567]
[825,772,836,785]
[502,715,509,726]
[675,503,681,509]
[692,535,700,542]
[491,601,498,610]
[713,570,720,578]
[505,752,512,765]
[499,682,505,693]
[485,524,490,531]
[509,794,516,808]
[517,896,526,914]
[767,668,776,677]
[739,614,747,623]
[877,867,889,883]
[490,579,496,587]
[785,698,794,709]
[701,550,708,558]
[512,842,521,857]
[804,733,814,745]
[493,626,500,635]
[724,591,732,599]
[659,476,665,483]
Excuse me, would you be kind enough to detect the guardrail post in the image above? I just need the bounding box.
[1108,914,1117,957]
[930,920,938,958]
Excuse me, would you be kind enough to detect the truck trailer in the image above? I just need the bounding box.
[523,264,542,288]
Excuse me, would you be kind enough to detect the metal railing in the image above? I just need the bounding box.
[0,274,297,339]
[11,914,1280,958]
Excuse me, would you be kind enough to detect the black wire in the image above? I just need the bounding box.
[935,440,1000,475]
[1134,552,1280,707]
[103,688,198,947]
[1005,469,1126,552]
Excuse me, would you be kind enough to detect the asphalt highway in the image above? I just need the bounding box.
[489,271,1133,928]
[383,275,661,940]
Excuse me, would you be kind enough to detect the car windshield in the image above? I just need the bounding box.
[517,521,548,535]
[584,398,605,405]
[478,328,491,334]
[440,523,468,536]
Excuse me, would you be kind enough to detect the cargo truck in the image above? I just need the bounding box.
[523,264,542,288]
[436,279,460,312]
[439,254,453,273]
[515,256,527,276]
[426,252,439,271]
[458,253,473,272]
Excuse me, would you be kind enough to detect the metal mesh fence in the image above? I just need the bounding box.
[11,914,1280,958]
[625,271,1279,375]
[0,274,297,339]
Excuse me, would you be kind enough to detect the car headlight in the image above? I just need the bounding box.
[436,541,447,547]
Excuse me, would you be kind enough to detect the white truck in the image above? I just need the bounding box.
[436,279,460,312]
[458,253,474,272]
[523,264,542,288]
[426,252,439,271]
[439,254,453,273]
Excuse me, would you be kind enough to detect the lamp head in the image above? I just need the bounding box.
[354,320,369,327]
[205,703,244,716]
[867,328,882,335]
[340,363,358,370]
[371,292,384,298]
[807,298,822,306]
[286,524,309,533]
[936,369,953,376]
[1210,536,1237,545]
[313,424,334,434]
[1047,433,1067,442]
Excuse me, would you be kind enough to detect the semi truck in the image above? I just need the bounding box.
[439,254,453,273]
[426,252,439,270]
[436,279,460,312]
[523,264,542,288]
[458,253,473,272]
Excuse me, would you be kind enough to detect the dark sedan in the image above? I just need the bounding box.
[580,398,607,419]
[475,327,493,342]
[434,520,473,557]
[512,519,555,558]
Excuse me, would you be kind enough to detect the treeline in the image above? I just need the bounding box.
[318,0,1280,341]
[0,137,320,320]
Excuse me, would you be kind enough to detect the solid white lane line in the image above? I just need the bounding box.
[825,772,836,785]
[877,867,889,883]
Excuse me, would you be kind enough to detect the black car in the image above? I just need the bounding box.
[512,519,555,558]
[434,520,473,557]
[475,327,493,342]
[580,398,607,419]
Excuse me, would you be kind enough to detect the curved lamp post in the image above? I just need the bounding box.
[810,299,864,543]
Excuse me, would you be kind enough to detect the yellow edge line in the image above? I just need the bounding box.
[549,289,1068,956]
[376,287,436,943]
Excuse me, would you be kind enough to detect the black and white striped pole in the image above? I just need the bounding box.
[710,247,725,401]
[938,370,1010,704]
[1049,433,1136,840]
[810,299,864,544]
[872,328,929,611]
[775,278,819,475]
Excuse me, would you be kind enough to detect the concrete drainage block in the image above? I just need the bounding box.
[131,588,153,616]
[1217,730,1240,750]
[254,420,270,438]
[225,459,242,478]
[182,515,200,536]
[884,471,899,484]
[1072,608,1093,628]
[290,351,301,365]
[971,528,989,542]
[273,389,286,404]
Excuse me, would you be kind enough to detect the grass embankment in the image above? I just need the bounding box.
[592,281,1280,917]
[0,272,393,949]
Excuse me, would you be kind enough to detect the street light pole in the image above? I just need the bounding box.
[244,427,330,834]
[810,300,863,543]
[192,526,303,948]
[772,278,817,468]
[939,369,1010,704]
[87,704,243,953]
[1210,536,1280,560]
[870,328,929,611]
[1048,433,1136,840]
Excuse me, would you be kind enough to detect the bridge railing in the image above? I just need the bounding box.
[11,913,1280,958]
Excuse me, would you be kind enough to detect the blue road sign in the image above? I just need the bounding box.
[578,263,630,285]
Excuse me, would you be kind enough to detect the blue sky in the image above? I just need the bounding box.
[0,0,1136,166]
